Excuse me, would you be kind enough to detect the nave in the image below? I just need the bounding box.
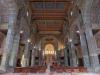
[0,0,100,74]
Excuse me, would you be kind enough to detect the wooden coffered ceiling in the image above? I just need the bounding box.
[29,0,74,35]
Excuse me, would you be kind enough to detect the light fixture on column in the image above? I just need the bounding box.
[76,30,80,33]
[34,46,36,49]
[27,11,29,16]
[43,51,44,56]
[27,39,31,43]
[69,39,72,42]
[20,30,23,34]
[39,48,41,51]
[71,11,73,16]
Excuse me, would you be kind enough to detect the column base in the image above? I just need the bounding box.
[0,66,14,73]
[94,66,100,73]
[87,66,100,73]
[0,66,7,73]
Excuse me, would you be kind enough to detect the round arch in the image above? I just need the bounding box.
[39,35,59,51]
[44,43,55,55]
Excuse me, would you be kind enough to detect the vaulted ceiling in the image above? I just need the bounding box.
[29,0,74,35]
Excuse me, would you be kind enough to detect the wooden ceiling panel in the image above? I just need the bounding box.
[37,24,63,31]
[32,13,65,17]
[32,9,65,13]
[37,23,64,26]
[37,25,62,28]
[31,9,66,20]
[32,16,65,20]
[38,31,61,35]
[32,12,65,16]
[29,0,73,34]
[38,27,62,31]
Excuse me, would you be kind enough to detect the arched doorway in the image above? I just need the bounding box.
[43,44,56,65]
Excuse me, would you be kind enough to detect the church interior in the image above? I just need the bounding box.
[0,0,100,75]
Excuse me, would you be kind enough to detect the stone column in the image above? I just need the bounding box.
[64,42,68,66]
[79,32,91,68]
[68,43,73,66]
[56,50,60,65]
[31,49,35,66]
[9,32,20,68]
[70,42,78,67]
[82,8,100,71]
[0,13,17,71]
[39,50,42,66]
[85,28,100,71]
[23,42,30,67]
[0,34,6,66]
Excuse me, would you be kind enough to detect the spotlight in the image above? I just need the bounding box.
[34,46,36,49]
[39,49,41,51]
[69,39,72,42]
[71,11,73,16]
[27,39,31,43]
[20,30,23,34]
[27,11,29,16]
[76,30,80,33]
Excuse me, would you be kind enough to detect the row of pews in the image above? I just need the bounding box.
[14,66,87,73]
[14,66,47,73]
[50,65,87,73]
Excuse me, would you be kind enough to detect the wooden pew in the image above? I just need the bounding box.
[51,65,87,73]
[64,67,87,73]
[14,66,46,73]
